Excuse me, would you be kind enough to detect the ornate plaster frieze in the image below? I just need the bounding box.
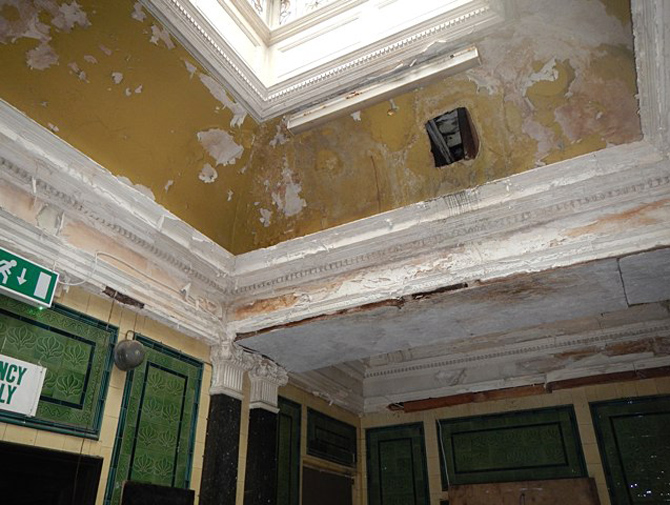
[360,319,670,412]
[247,354,289,411]
[231,141,670,334]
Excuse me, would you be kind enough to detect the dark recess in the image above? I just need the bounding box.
[426,107,479,167]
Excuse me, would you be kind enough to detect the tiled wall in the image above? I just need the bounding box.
[361,377,670,505]
[0,287,212,505]
[277,383,362,505]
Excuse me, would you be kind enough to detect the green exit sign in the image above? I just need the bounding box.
[0,247,59,308]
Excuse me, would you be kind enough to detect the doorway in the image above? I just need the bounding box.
[0,439,103,504]
[302,466,353,505]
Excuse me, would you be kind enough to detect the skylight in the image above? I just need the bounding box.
[143,0,509,121]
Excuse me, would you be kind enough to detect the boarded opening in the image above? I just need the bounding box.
[425,107,479,167]
[0,440,103,504]
[302,466,353,505]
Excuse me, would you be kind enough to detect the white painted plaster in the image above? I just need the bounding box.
[259,208,272,227]
[183,59,197,79]
[198,163,218,183]
[198,74,247,128]
[197,128,244,166]
[149,24,175,49]
[26,43,58,70]
[132,1,147,22]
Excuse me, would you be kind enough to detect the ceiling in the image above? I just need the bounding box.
[240,248,670,412]
[1,0,668,417]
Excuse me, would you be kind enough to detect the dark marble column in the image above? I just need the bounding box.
[200,341,250,505]
[243,360,288,505]
[243,408,279,505]
[199,393,242,505]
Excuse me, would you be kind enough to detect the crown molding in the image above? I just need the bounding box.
[0,99,234,344]
[231,140,670,334]
[361,319,670,412]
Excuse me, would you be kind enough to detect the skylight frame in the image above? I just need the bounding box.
[142,0,510,121]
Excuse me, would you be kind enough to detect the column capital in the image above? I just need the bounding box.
[248,355,288,412]
[210,340,254,399]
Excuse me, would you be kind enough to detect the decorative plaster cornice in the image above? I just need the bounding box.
[0,99,234,345]
[364,320,670,380]
[231,141,670,333]
[360,319,670,412]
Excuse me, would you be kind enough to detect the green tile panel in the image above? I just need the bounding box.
[437,406,587,487]
[306,408,357,467]
[277,397,301,505]
[591,395,670,505]
[104,335,202,505]
[0,295,116,437]
[366,423,430,505]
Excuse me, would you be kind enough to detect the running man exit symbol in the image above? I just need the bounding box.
[0,247,59,308]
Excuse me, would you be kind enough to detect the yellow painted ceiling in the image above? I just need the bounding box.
[0,0,641,254]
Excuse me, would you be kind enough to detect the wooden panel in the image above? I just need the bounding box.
[449,478,600,505]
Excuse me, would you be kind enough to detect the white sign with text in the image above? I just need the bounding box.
[0,354,46,417]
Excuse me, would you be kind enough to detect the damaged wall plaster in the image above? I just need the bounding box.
[0,0,257,251]
[229,0,642,253]
[0,0,642,255]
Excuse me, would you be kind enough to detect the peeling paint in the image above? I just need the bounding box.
[83,54,97,64]
[227,189,234,201]
[117,176,155,200]
[26,43,58,70]
[183,59,197,79]
[197,128,244,166]
[111,71,123,84]
[351,111,362,121]
[131,1,147,22]
[269,122,289,147]
[272,170,306,218]
[164,179,174,192]
[51,1,90,32]
[149,24,175,50]
[67,61,87,81]
[198,74,247,128]
[198,163,218,184]
[259,208,272,227]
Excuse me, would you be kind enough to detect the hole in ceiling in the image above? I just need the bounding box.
[425,107,479,167]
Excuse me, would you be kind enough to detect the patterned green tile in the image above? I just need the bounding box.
[104,335,202,505]
[0,295,116,437]
[437,406,586,487]
[591,395,670,505]
[366,423,430,505]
